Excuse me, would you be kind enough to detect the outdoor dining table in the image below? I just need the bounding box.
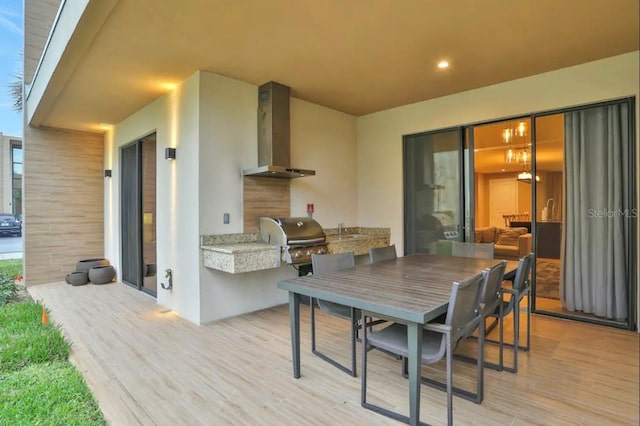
[278,253,518,426]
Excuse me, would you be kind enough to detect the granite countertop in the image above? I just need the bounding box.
[324,227,391,256]
[201,242,275,254]
[200,233,258,246]
[200,233,280,274]
[200,226,391,272]
[324,226,390,237]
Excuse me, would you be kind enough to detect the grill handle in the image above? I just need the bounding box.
[288,237,326,245]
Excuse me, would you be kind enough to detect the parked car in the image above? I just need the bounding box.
[0,214,21,237]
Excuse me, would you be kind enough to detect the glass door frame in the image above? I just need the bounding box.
[527,97,637,330]
[120,132,157,297]
[405,97,636,331]
[402,126,466,256]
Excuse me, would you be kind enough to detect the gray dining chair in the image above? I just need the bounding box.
[369,244,397,263]
[367,244,398,341]
[451,241,495,259]
[485,252,534,373]
[410,261,506,394]
[310,252,358,377]
[361,271,486,426]
[454,260,507,372]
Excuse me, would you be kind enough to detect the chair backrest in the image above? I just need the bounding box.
[369,244,397,263]
[312,252,355,274]
[513,252,534,293]
[480,261,507,314]
[429,239,453,256]
[451,241,495,259]
[496,252,534,318]
[445,271,485,345]
[503,213,530,226]
[311,253,356,315]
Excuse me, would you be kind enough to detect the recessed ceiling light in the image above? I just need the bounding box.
[437,61,449,69]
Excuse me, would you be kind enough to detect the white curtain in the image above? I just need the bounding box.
[561,103,630,320]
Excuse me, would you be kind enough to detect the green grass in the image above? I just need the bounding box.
[0,259,22,306]
[0,302,69,373]
[0,259,23,305]
[0,259,23,279]
[0,361,104,425]
[0,273,17,306]
[0,301,105,425]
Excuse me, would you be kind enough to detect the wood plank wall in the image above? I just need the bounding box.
[24,126,104,285]
[243,177,290,232]
[24,0,62,84]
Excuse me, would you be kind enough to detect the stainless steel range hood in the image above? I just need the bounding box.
[243,82,315,179]
[242,164,315,178]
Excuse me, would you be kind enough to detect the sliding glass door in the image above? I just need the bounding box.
[532,99,636,329]
[403,128,466,255]
[404,97,636,330]
[531,114,565,316]
[121,133,157,296]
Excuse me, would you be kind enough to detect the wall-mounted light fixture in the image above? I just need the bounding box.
[104,169,112,178]
[165,147,176,160]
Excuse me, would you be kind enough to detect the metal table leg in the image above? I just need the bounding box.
[289,291,301,378]
[407,322,423,426]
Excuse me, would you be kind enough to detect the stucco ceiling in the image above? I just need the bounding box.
[32,0,639,132]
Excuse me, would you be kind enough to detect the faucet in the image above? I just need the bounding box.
[546,198,555,221]
[338,223,344,237]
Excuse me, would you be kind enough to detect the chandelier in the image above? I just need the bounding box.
[504,147,530,165]
[502,120,539,183]
[503,121,530,164]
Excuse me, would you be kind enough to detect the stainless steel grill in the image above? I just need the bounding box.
[259,217,327,264]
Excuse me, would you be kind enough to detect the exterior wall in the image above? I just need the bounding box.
[105,72,201,324]
[356,51,640,325]
[197,73,290,323]
[289,98,358,225]
[23,126,103,285]
[197,73,358,324]
[197,73,256,236]
[106,71,358,324]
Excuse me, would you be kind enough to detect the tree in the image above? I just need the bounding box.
[8,50,23,112]
[8,71,21,112]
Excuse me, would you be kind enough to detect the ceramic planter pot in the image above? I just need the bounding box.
[76,258,110,273]
[88,265,116,284]
[65,271,89,286]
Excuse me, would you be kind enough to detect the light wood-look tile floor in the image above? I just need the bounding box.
[28,282,639,426]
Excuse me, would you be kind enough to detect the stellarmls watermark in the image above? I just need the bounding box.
[587,208,638,218]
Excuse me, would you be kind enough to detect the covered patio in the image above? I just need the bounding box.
[29,282,639,425]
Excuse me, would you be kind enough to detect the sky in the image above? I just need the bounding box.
[0,0,23,137]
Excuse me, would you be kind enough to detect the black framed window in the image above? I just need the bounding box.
[10,140,22,217]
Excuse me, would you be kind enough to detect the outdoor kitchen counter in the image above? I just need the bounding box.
[201,227,390,273]
[201,233,280,274]
[324,227,390,256]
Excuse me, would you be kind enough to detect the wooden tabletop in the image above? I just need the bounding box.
[278,254,518,324]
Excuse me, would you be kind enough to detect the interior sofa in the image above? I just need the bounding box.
[475,226,531,260]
